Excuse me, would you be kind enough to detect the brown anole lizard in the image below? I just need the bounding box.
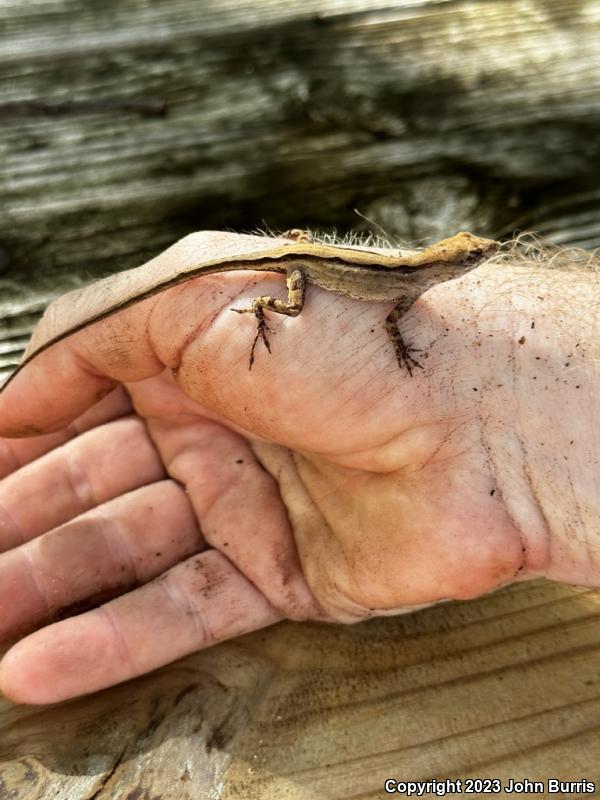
[1,229,498,391]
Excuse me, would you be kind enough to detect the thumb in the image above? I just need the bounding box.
[0,230,301,436]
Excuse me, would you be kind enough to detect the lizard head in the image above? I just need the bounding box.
[443,231,499,265]
[411,231,500,291]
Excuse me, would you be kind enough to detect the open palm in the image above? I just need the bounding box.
[0,232,525,704]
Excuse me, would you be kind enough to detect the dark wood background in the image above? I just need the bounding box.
[1,1,600,797]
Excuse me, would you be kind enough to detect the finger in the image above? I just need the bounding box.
[0,297,164,436]
[0,480,204,642]
[0,229,410,452]
[147,415,324,621]
[0,231,290,437]
[0,550,281,704]
[0,386,132,479]
[0,415,165,551]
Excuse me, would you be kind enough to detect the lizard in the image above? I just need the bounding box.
[0,229,498,392]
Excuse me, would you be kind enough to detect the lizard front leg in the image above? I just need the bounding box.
[232,267,307,369]
[385,296,424,377]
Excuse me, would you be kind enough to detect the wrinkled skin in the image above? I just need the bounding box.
[0,232,597,704]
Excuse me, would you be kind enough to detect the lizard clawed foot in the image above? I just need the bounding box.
[281,228,313,243]
[394,339,424,377]
[385,303,425,378]
[231,306,273,370]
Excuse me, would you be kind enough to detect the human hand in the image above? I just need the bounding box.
[0,232,596,704]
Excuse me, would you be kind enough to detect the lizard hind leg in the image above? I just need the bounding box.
[231,267,307,369]
[385,299,424,377]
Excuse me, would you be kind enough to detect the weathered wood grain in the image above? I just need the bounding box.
[2,0,600,376]
[2,1,600,797]
[3,0,600,374]
[1,581,600,799]
[1,0,600,289]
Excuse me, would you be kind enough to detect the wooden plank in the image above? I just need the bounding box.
[1,0,599,295]
[2,0,600,379]
[2,1,600,797]
[1,581,599,798]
